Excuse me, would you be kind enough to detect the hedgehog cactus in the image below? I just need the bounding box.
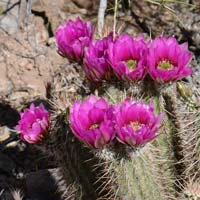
[16,17,200,200]
[45,78,199,200]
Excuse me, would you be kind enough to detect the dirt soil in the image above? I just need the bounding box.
[0,0,199,199]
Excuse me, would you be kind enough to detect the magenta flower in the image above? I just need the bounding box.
[84,34,113,82]
[147,36,193,82]
[56,17,95,62]
[114,99,164,147]
[69,95,115,148]
[108,34,147,81]
[16,103,50,144]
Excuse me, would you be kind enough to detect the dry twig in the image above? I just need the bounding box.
[97,0,107,37]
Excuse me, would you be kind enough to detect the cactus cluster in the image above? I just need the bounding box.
[15,17,199,200]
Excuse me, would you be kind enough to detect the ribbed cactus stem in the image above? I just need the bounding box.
[162,84,185,192]
[119,147,165,200]
[91,82,179,199]
[153,91,178,198]
[99,82,143,103]
[178,108,200,183]
[97,142,177,200]
[51,168,76,200]
[180,180,200,200]
[43,73,200,200]
[48,111,115,200]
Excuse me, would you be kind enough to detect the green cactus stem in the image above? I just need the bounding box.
[48,111,116,200]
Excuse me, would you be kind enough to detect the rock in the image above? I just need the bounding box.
[0,14,18,34]
[0,126,11,142]
[47,37,56,46]
[6,141,18,148]
[0,30,66,97]
[72,0,93,9]
[34,16,49,44]
[0,62,13,95]
[71,0,99,12]
[62,1,87,15]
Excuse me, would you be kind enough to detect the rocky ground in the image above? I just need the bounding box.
[0,0,199,199]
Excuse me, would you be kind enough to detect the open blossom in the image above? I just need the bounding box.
[84,34,113,82]
[147,36,193,82]
[114,99,164,147]
[108,34,147,81]
[69,95,115,148]
[16,103,50,144]
[56,17,95,62]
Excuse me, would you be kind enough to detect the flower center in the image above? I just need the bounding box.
[157,60,174,70]
[126,59,137,72]
[130,121,141,132]
[89,124,99,130]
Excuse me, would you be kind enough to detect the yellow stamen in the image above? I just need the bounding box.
[157,59,174,70]
[126,59,137,72]
[130,121,141,132]
[89,124,99,130]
